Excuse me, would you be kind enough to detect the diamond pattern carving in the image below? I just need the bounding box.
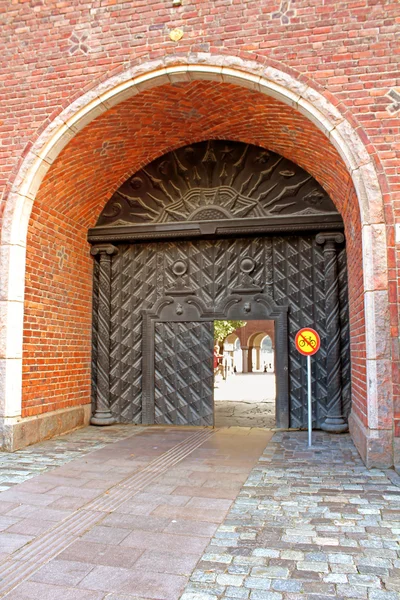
[272,235,328,428]
[91,144,349,428]
[108,244,157,422]
[101,234,348,427]
[154,322,214,425]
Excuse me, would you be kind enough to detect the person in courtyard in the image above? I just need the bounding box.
[213,344,223,376]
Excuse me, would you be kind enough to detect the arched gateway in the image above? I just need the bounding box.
[89,140,351,432]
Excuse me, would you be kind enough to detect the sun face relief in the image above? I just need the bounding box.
[96,140,339,229]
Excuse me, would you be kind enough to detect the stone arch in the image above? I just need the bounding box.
[0,55,390,466]
[224,333,242,372]
[255,333,274,373]
[255,333,272,346]
[248,331,275,350]
[243,324,277,374]
[225,333,240,346]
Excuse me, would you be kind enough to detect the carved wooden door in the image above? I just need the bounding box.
[154,321,214,426]
[90,140,351,431]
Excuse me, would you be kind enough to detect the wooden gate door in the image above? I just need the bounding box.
[90,140,350,433]
[154,321,214,426]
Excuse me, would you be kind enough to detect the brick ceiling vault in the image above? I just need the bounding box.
[34,81,355,231]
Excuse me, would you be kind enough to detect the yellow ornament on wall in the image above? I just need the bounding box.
[169,28,184,42]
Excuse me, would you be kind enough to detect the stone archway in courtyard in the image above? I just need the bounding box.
[235,321,276,373]
[0,56,392,467]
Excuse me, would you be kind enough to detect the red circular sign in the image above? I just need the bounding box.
[295,328,321,356]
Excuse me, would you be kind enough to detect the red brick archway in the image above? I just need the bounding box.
[23,80,365,428]
[0,46,388,465]
[229,321,276,374]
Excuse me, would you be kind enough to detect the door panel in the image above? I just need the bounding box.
[154,321,214,426]
[96,235,350,428]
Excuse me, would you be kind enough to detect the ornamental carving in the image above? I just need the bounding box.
[96,140,339,228]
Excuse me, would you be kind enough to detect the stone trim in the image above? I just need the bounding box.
[348,410,393,470]
[0,404,91,452]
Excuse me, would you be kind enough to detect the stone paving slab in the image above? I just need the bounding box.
[0,426,272,599]
[181,432,400,600]
[0,425,143,492]
[214,373,276,428]
[1,427,399,600]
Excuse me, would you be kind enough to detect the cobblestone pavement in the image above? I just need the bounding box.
[0,424,142,492]
[182,432,400,600]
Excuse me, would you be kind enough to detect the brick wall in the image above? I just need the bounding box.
[1,1,399,437]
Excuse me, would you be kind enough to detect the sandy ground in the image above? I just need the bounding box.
[214,372,276,427]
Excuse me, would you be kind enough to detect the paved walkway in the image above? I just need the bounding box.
[0,427,399,600]
[215,374,276,428]
[0,425,143,492]
[0,426,271,599]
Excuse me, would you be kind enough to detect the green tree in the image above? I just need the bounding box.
[214,320,246,343]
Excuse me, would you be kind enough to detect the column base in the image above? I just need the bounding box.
[320,416,349,433]
[90,411,116,426]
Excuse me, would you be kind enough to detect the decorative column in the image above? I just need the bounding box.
[316,232,348,433]
[90,244,118,425]
[242,347,249,373]
[256,348,261,371]
[248,347,254,373]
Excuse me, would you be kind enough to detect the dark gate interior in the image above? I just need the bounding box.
[89,140,351,431]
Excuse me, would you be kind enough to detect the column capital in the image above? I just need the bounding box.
[90,243,118,257]
[316,232,344,246]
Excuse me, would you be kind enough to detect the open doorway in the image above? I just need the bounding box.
[213,320,276,428]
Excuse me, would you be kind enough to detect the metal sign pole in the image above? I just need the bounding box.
[295,327,320,450]
[307,354,312,448]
